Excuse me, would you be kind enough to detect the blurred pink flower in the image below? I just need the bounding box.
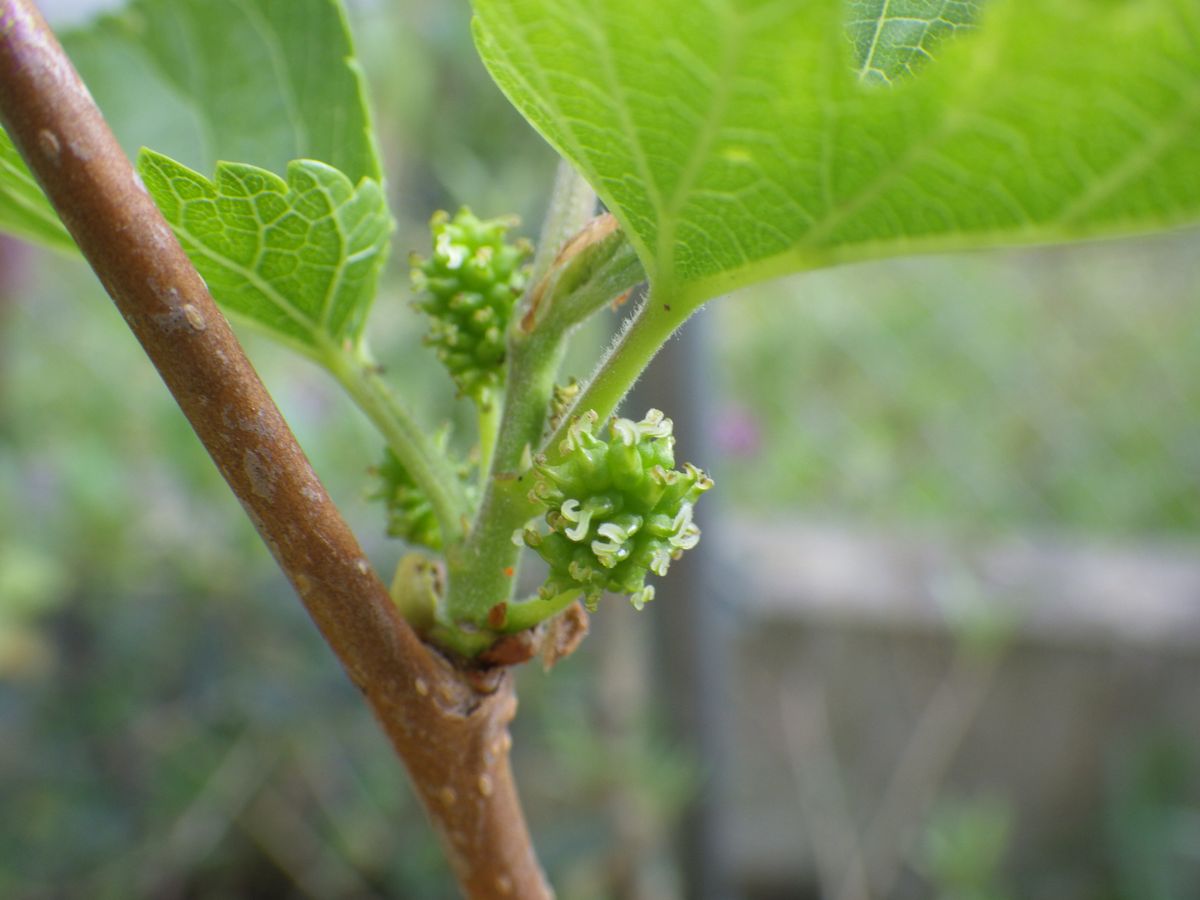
[714,405,761,457]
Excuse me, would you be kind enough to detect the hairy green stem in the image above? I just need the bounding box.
[494,332,568,478]
[324,345,469,545]
[542,289,692,460]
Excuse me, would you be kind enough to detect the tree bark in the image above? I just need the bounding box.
[0,3,548,896]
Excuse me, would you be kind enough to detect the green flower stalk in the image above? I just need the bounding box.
[523,409,712,611]
[410,208,532,401]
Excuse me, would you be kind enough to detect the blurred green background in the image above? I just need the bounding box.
[2,1,1199,898]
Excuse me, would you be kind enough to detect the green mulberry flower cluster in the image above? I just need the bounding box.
[373,434,474,552]
[523,409,713,611]
[374,447,443,550]
[410,208,532,400]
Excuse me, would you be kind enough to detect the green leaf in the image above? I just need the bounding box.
[847,0,983,84]
[0,0,380,252]
[0,132,74,253]
[65,0,381,182]
[138,150,391,355]
[473,0,1200,305]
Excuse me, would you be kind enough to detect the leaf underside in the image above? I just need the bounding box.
[139,150,391,354]
[68,0,381,182]
[473,0,1200,304]
[0,0,379,253]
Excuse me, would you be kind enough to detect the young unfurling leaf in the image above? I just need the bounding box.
[139,150,391,356]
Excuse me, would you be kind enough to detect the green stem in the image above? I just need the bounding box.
[542,288,692,460]
[439,170,602,634]
[501,590,583,633]
[324,344,469,545]
[425,620,503,659]
[493,331,567,479]
[444,327,566,626]
[476,386,501,491]
[443,286,691,632]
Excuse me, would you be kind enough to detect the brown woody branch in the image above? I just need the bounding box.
[0,2,549,897]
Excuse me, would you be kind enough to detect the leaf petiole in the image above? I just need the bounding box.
[323,344,469,546]
[541,287,694,460]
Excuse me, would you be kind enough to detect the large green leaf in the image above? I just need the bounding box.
[0,0,379,252]
[473,0,1200,305]
[138,150,391,355]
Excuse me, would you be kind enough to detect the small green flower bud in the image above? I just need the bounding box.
[523,409,712,611]
[411,208,533,400]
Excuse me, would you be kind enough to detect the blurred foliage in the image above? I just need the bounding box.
[512,648,696,899]
[0,541,68,678]
[1105,735,1200,900]
[920,797,1014,900]
[715,234,1200,538]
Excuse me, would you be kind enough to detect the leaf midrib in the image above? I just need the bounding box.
[183,231,318,339]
